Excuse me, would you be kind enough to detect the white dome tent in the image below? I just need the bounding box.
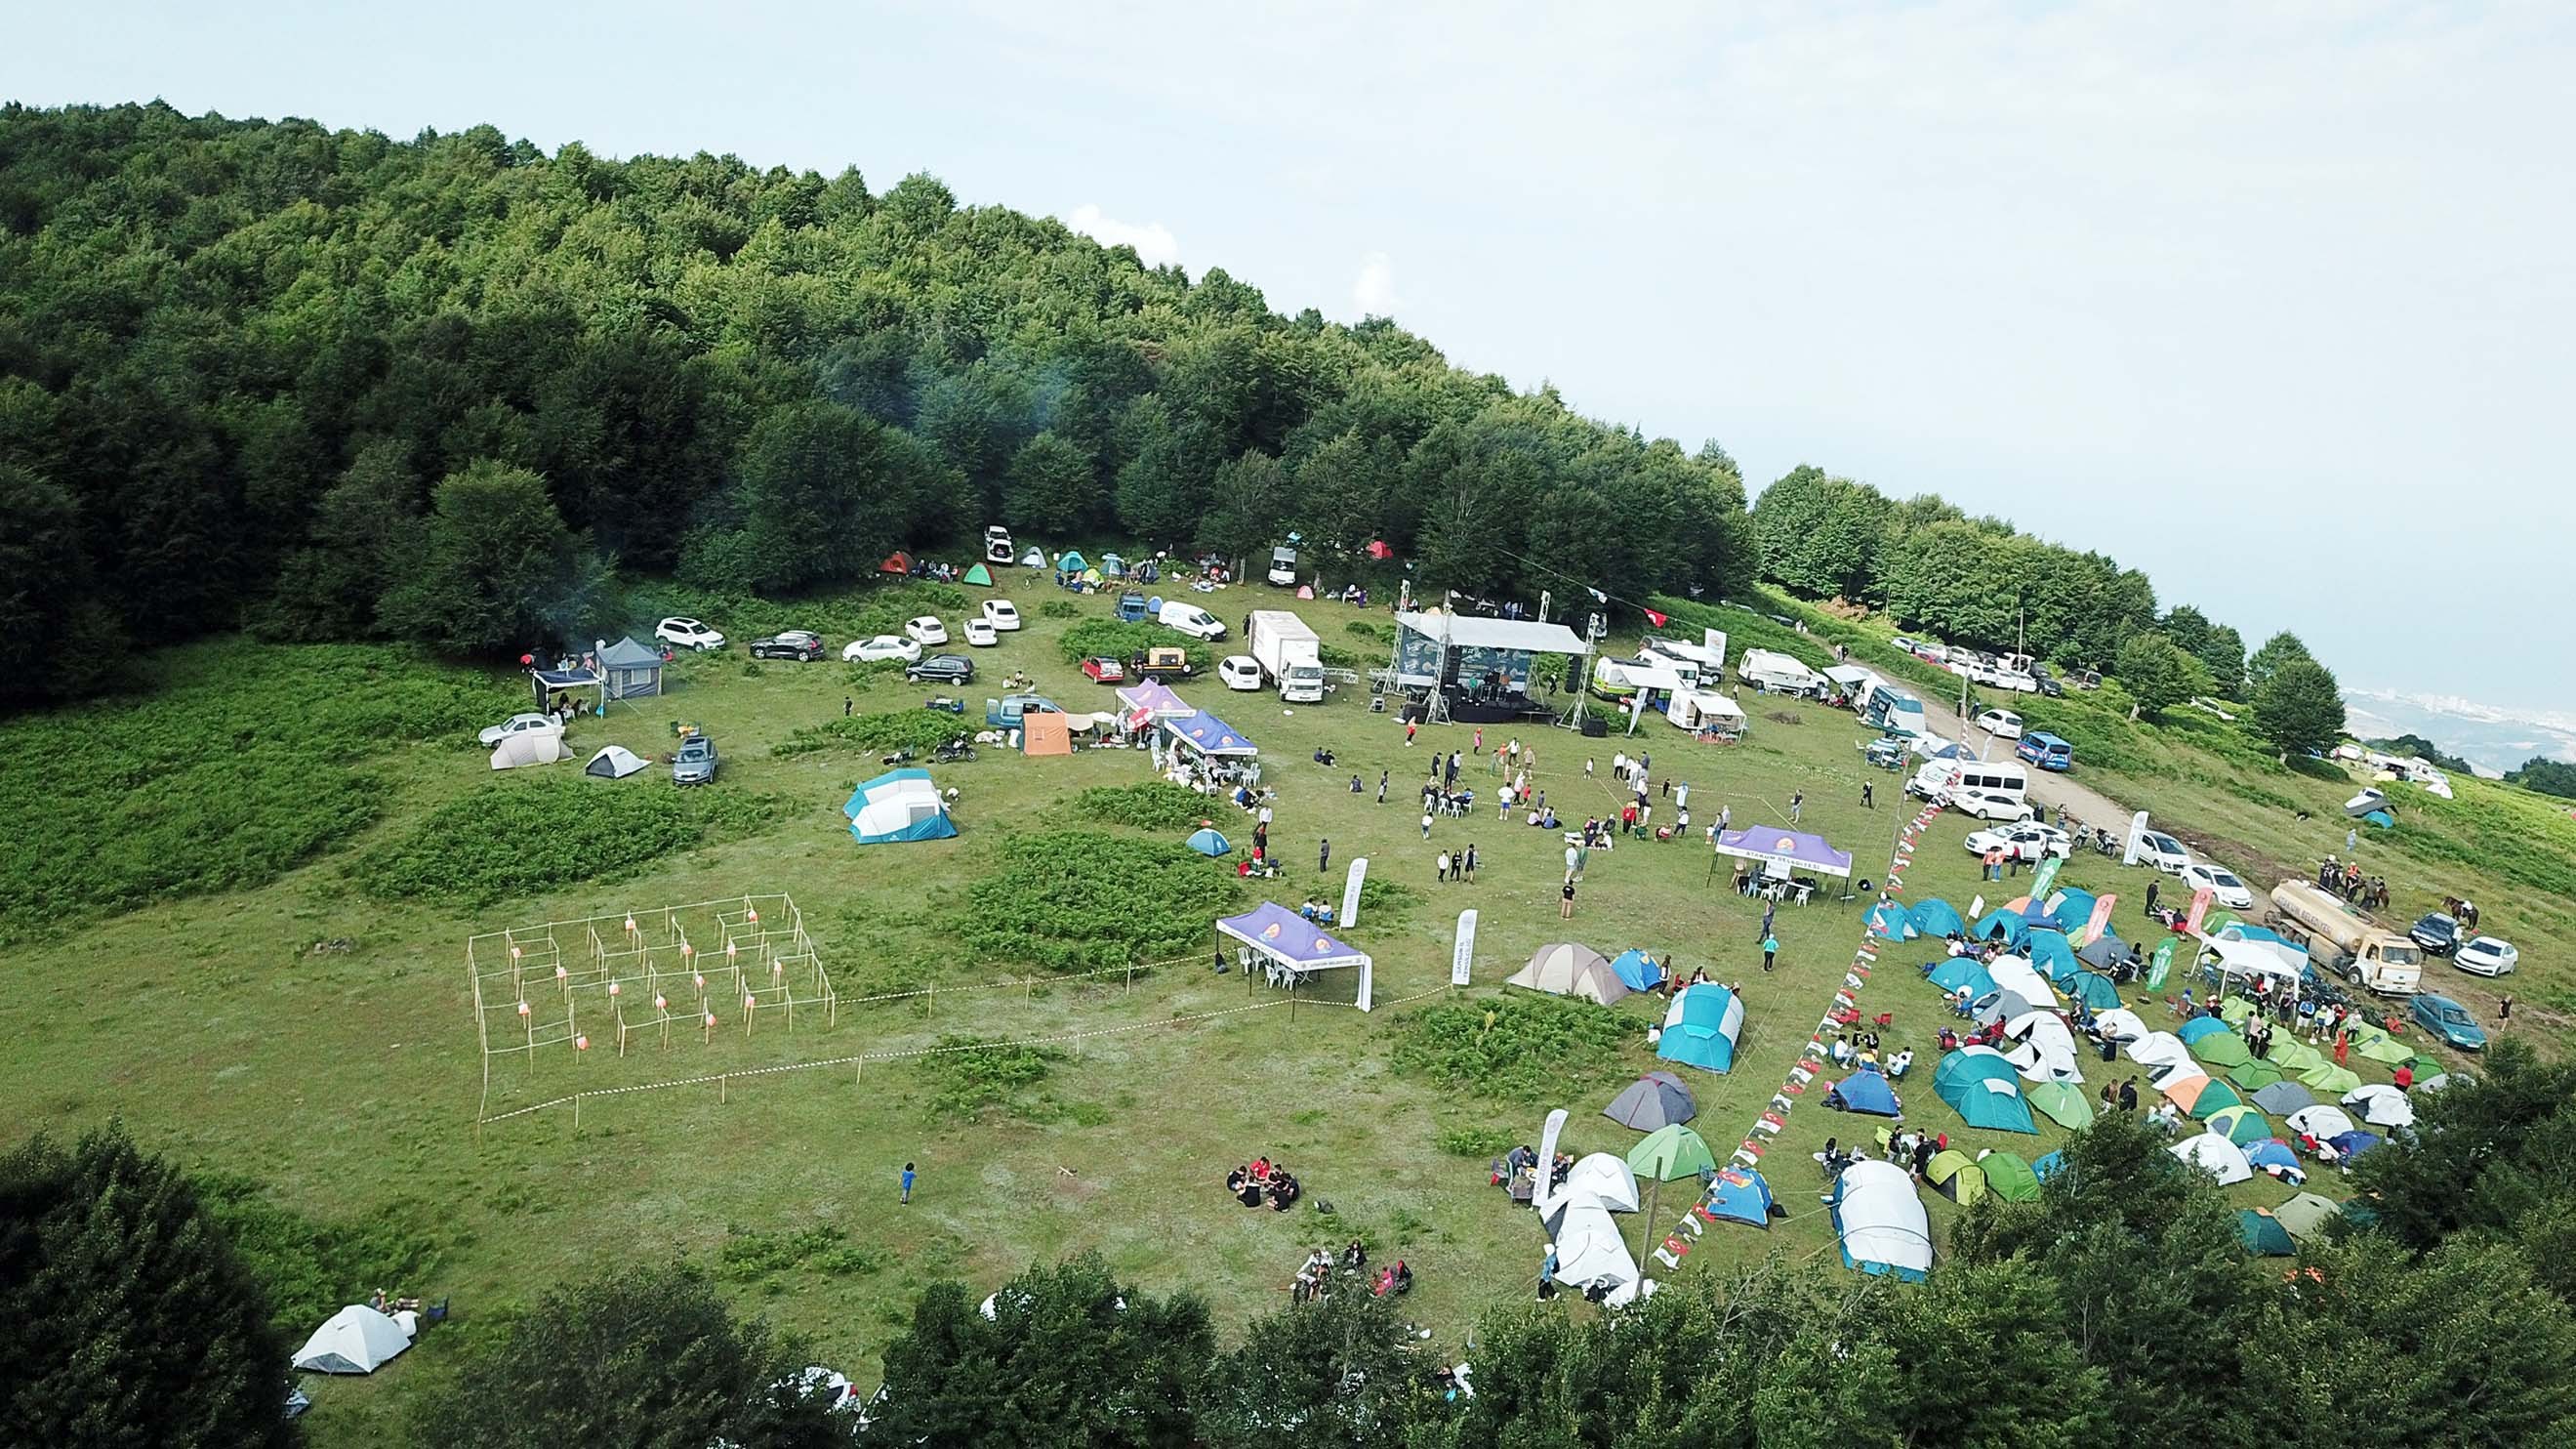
[292,1304,413,1375]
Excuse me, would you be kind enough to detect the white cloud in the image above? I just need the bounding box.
[1061,203,1180,268]
[1352,252,1399,316]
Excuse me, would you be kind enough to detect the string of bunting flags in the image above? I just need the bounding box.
[1646,797,1947,1272]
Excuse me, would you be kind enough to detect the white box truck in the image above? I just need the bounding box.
[1247,609,1325,703]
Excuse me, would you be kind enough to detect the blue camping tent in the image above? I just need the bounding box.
[2328,1130,2382,1161]
[2044,887,2098,932]
[843,768,959,845]
[1609,949,1666,992]
[1866,900,1916,940]
[1827,1068,1902,1116]
[2065,972,2122,1011]
[1184,827,1231,857]
[1703,1168,1776,1227]
[2177,1015,2235,1046]
[2031,1150,2066,1180]
[1657,984,1744,1073]
[1925,957,1997,1000]
[2026,929,2081,984]
[2362,810,2395,828]
[1909,898,1965,937]
[2245,1139,2303,1179]
[1055,550,1089,573]
[1972,907,2029,947]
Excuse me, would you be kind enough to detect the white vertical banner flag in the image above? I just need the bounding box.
[1341,857,1369,929]
[1452,909,1479,986]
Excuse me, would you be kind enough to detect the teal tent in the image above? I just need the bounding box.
[2065,972,2121,1011]
[1909,898,1965,937]
[1972,907,2029,947]
[1184,827,1231,857]
[1926,957,1996,999]
[2238,1209,2296,1257]
[1933,1049,2037,1134]
[1866,900,1915,939]
[1609,949,1667,992]
[2026,929,2081,983]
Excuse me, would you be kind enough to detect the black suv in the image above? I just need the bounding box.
[2409,912,2460,956]
[750,631,824,661]
[906,652,976,684]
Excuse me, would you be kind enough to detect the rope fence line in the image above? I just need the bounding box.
[475,963,1467,1129]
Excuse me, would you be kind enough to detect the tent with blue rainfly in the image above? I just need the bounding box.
[1657,984,1744,1074]
[1184,826,1231,857]
[2327,1129,2382,1160]
[1972,907,2029,948]
[2044,888,2098,932]
[1703,1168,1776,1227]
[2245,1138,2305,1181]
[2032,1149,2067,1181]
[1829,1161,1932,1281]
[1866,900,1916,939]
[2061,971,2120,1010]
[1909,898,1966,937]
[1609,949,1667,992]
[1055,550,1089,574]
[2177,1016,2235,1046]
[1934,1048,2038,1134]
[1166,709,1257,760]
[1926,957,1997,999]
[1827,1068,1902,1117]
[2026,930,2081,984]
[843,768,958,844]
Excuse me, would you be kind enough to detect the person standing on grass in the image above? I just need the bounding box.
[1406,718,1418,746]
[2501,994,2515,1030]
[1474,726,1484,753]
[1435,850,1449,885]
[1861,781,1873,809]
[1561,877,1576,920]
[901,1162,917,1205]
[1762,933,1779,973]
[1422,808,1434,841]
[1790,790,1803,825]
[844,696,853,717]
[1377,770,1388,804]
[1465,844,1479,883]
[1319,838,1330,875]
[2144,879,2159,917]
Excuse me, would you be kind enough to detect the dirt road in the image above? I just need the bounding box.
[1912,683,2133,834]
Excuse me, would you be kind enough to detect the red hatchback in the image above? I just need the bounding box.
[1081,656,1127,683]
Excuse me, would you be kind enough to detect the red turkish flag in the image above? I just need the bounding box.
[1644,608,1668,627]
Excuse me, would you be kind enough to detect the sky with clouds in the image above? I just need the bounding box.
[9,1,2570,708]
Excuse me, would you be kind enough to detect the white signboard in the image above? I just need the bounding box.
[1452,909,1479,986]
[1341,857,1369,930]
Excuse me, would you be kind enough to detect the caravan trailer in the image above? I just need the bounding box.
[1738,647,1824,696]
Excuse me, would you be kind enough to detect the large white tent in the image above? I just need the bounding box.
[2004,1015,2084,1083]
[2171,1132,2255,1185]
[1544,1198,1641,1294]
[1984,956,2057,1008]
[2126,1031,2194,1076]
[1829,1160,1932,1281]
[2344,1084,2417,1129]
[293,1304,412,1375]
[489,724,570,770]
[1558,1152,1642,1214]
[2287,1104,2357,1139]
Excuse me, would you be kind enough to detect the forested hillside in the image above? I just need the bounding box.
[0,102,1760,700]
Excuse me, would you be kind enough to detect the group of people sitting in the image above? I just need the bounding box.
[1294,898,1338,924]
[1816,1128,1947,1180]
[1825,1031,1912,1077]
[1421,782,1479,817]
[1489,1143,1573,1202]
[1226,1158,1302,1212]
[1289,1241,1413,1303]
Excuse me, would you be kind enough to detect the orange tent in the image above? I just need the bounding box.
[879,551,911,575]
[1020,712,1073,757]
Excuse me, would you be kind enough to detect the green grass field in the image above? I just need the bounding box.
[1,572,2562,1443]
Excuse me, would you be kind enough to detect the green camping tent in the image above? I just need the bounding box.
[2025,1081,2096,1131]
[2274,1191,2344,1241]
[2218,997,2257,1027]
[1979,1151,2041,1203]
[2269,1040,2326,1073]
[2187,1079,2247,1119]
[2227,1058,2285,1092]
[2299,1063,2364,1095]
[962,562,994,586]
[2192,1032,2254,1069]
[2238,1209,2296,1257]
[1626,1124,1718,1182]
[2357,1035,2416,1066]
[1926,1149,1987,1206]
[2202,1104,2272,1146]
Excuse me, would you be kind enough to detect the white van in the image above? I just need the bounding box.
[1158,600,1226,641]
[1906,757,2030,811]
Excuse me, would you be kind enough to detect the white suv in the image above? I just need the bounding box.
[656,617,725,651]
[1948,787,2032,822]
[1964,822,2069,861]
[2131,830,2193,874]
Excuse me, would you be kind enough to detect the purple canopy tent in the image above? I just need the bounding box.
[1218,901,1373,1012]
[1165,708,1257,759]
[1713,828,1854,879]
[1115,681,1193,722]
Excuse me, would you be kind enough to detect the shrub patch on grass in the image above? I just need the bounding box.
[1073,782,1219,833]
[350,776,785,903]
[963,831,1246,971]
[918,1035,1066,1118]
[1392,993,1636,1104]
[773,709,970,758]
[197,1173,453,1340]
[0,642,509,933]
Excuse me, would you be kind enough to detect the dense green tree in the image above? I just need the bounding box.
[377,461,607,654]
[0,464,127,700]
[0,1125,296,1449]
[868,1253,1212,1447]
[2249,656,2347,759]
[256,440,421,642]
[2508,756,2576,799]
[420,1261,840,1449]
[2245,630,2313,688]
[2196,622,2246,694]
[1198,448,1289,566]
[1195,1287,1435,1445]
[1002,431,1098,536]
[2113,632,2205,720]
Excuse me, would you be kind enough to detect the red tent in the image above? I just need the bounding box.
[1366,540,1396,560]
[879,551,911,575]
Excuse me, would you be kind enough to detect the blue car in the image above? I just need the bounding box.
[2410,993,2486,1051]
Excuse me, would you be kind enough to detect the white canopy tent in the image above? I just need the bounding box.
[293,1304,413,1375]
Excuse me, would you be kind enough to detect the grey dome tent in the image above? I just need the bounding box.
[1603,1071,1697,1131]
[585,745,649,779]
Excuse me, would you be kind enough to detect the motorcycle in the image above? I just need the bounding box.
[933,736,976,764]
[880,748,915,766]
